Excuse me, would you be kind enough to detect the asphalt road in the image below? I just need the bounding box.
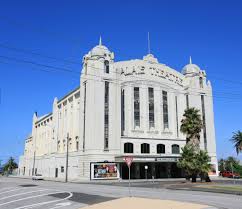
[0,177,242,209]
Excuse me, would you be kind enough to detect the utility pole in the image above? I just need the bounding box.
[65,133,69,183]
[230,162,235,185]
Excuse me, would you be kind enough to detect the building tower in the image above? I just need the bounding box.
[79,38,120,178]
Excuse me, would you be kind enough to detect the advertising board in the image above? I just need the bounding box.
[91,162,119,180]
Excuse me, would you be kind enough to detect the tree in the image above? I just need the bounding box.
[230,131,242,155]
[218,158,226,172]
[178,144,211,182]
[196,150,211,182]
[177,144,197,182]
[219,156,242,176]
[3,157,18,175]
[180,108,203,149]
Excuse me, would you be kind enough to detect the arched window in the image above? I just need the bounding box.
[141,143,150,154]
[157,144,165,154]
[104,60,109,74]
[124,143,133,153]
[172,144,180,154]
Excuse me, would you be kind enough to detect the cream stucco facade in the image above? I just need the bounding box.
[19,39,218,180]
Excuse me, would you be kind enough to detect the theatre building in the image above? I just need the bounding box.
[19,38,218,180]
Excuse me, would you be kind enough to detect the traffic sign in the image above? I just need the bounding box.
[124,157,133,167]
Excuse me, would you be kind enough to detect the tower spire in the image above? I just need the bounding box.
[189,56,192,64]
[148,32,151,54]
[99,36,102,46]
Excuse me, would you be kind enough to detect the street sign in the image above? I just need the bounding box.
[124,156,133,197]
[124,157,133,168]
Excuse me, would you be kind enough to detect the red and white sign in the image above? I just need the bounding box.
[124,157,133,167]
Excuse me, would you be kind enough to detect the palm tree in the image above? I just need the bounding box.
[230,131,242,155]
[178,144,211,182]
[3,157,18,175]
[180,107,203,148]
[177,144,197,182]
[196,149,211,182]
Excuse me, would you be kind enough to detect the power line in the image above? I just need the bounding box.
[1,15,242,87]
[0,43,80,65]
[0,55,80,74]
[0,38,242,88]
[0,56,241,101]
[0,53,241,97]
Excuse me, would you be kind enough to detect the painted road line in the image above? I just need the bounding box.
[0,191,70,206]
[0,187,25,195]
[13,192,73,209]
[48,202,72,209]
[0,189,50,200]
[0,187,14,192]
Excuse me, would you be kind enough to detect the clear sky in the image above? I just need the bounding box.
[0,0,242,164]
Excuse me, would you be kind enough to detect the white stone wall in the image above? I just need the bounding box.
[19,42,218,179]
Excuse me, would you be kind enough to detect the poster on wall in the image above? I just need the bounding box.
[91,163,119,180]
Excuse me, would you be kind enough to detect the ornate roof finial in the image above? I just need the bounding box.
[148,32,151,54]
[99,36,102,46]
[189,56,192,64]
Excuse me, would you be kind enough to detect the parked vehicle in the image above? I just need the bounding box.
[32,174,44,180]
[220,171,240,178]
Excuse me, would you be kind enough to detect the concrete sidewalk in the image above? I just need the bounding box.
[80,197,217,209]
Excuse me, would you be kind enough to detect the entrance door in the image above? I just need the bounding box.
[121,163,136,179]
[139,163,152,179]
[155,163,167,178]
[171,163,182,178]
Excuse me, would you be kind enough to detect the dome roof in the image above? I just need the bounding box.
[182,56,201,75]
[89,37,111,57]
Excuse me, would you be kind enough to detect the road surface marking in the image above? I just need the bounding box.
[13,191,73,209]
[0,191,69,206]
[48,202,72,209]
[0,187,14,192]
[0,188,25,195]
[0,189,50,200]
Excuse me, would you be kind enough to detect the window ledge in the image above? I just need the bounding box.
[162,130,172,134]
[131,129,144,133]
[147,130,159,134]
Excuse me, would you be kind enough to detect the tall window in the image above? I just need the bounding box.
[76,136,79,151]
[162,91,169,129]
[104,81,109,150]
[141,143,150,154]
[104,60,109,74]
[175,96,179,137]
[201,95,207,151]
[186,94,189,109]
[124,142,133,153]
[199,77,203,88]
[134,87,140,127]
[157,144,165,154]
[172,144,180,154]
[83,82,87,150]
[121,89,125,136]
[148,87,155,128]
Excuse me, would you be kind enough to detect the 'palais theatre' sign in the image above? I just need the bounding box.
[118,65,183,86]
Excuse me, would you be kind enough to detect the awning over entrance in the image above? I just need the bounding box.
[115,155,180,163]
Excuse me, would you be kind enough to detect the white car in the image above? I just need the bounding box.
[32,174,44,180]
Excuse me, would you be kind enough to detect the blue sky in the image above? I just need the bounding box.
[0,0,242,164]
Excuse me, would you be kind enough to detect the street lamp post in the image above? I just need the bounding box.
[145,165,148,180]
[230,162,235,185]
[65,133,69,183]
